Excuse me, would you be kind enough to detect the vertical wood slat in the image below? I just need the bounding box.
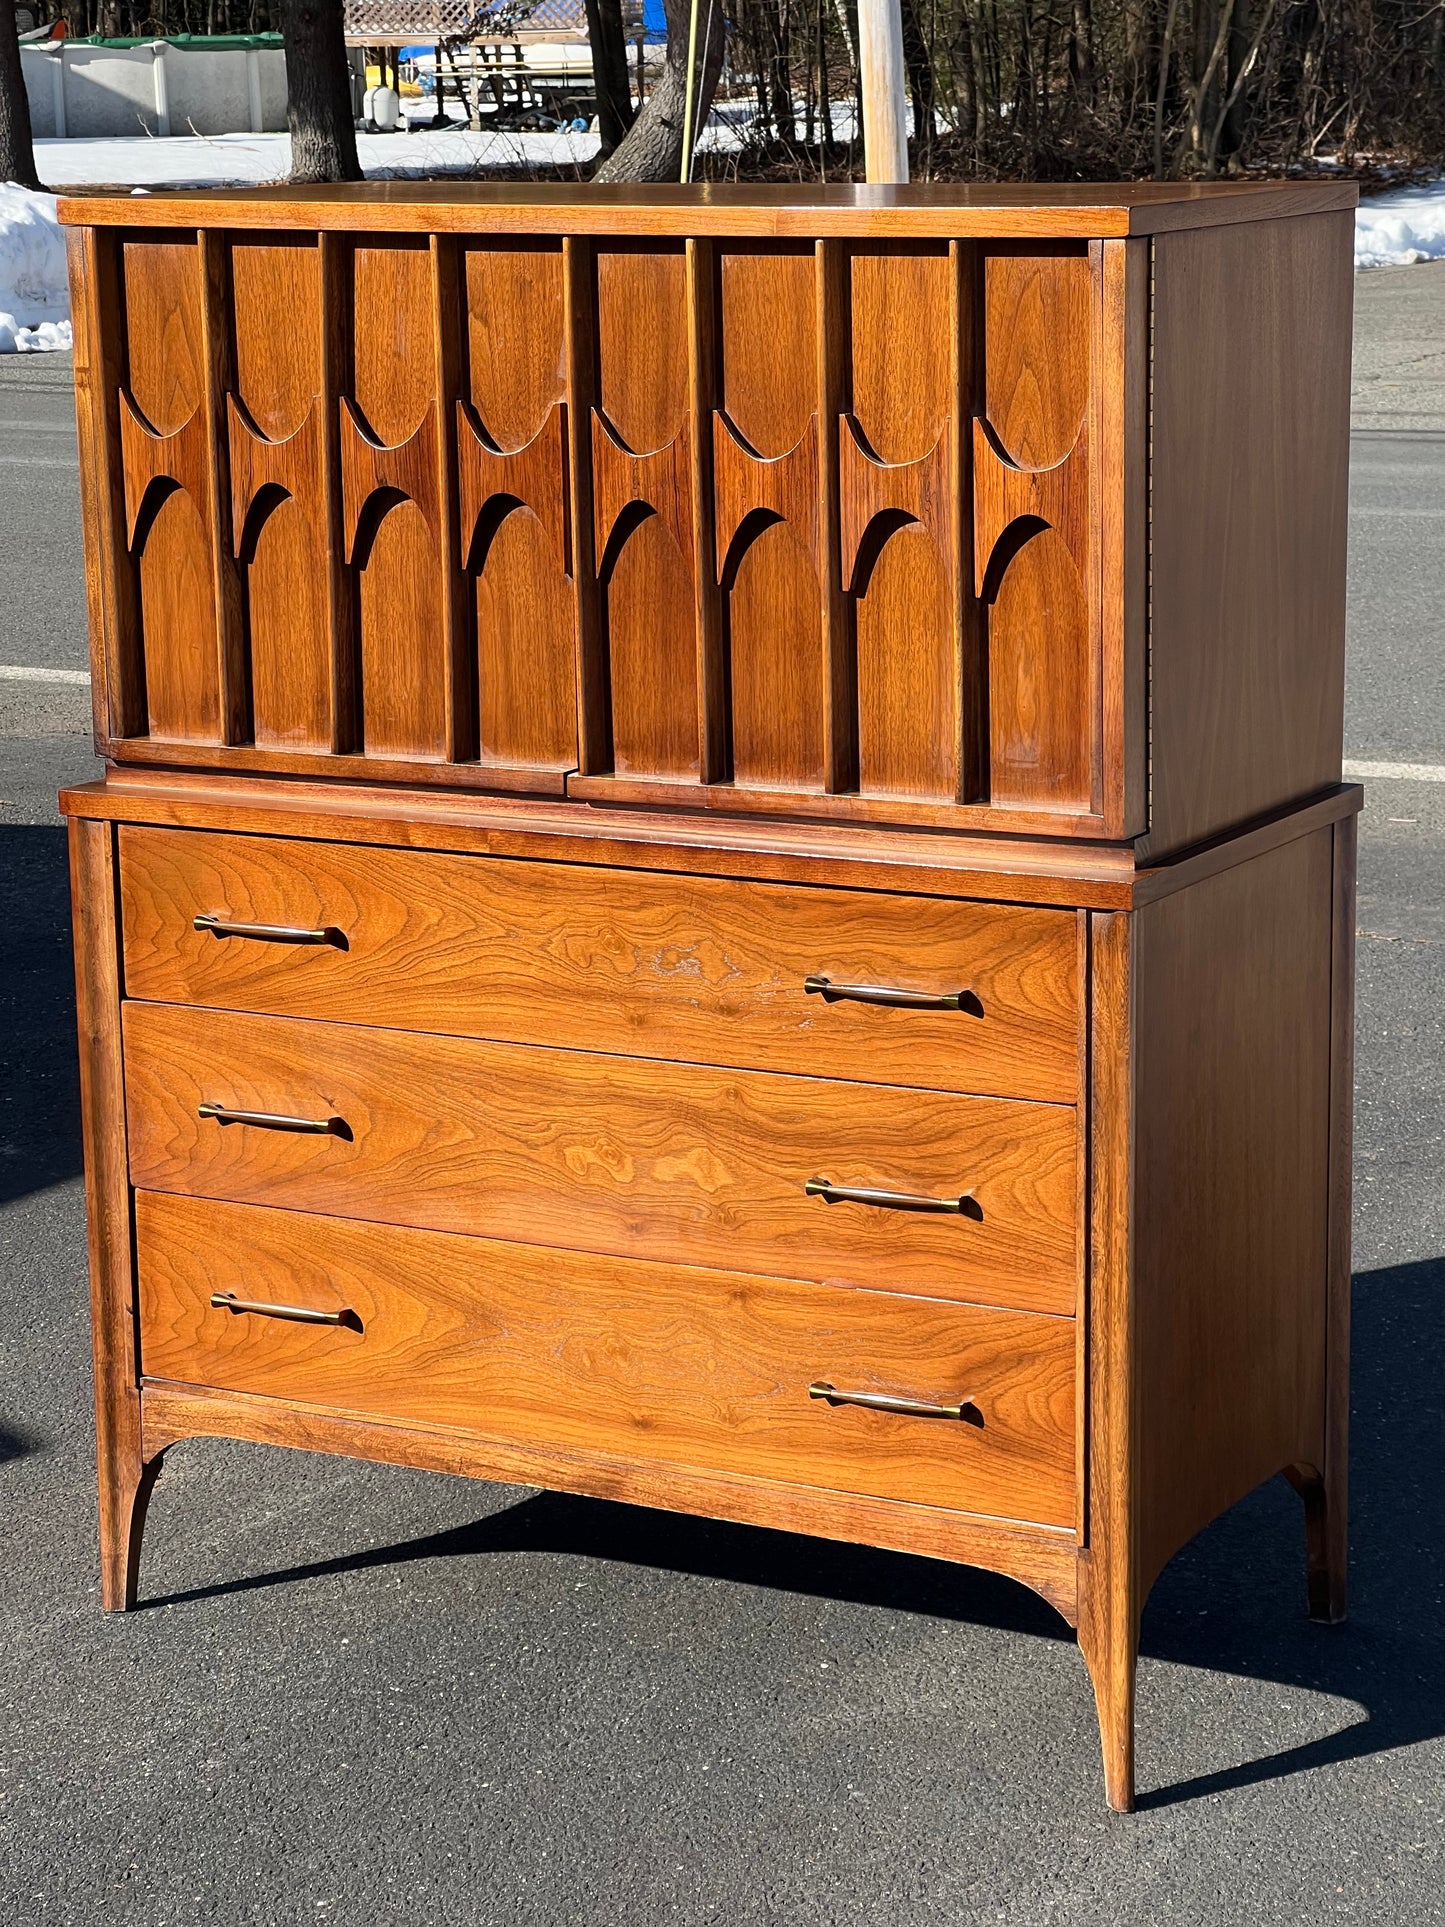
[197,230,247,745]
[952,239,987,804]
[816,239,855,794]
[1316,809,1356,1620]
[458,242,577,776]
[686,238,726,785]
[592,245,698,779]
[430,233,474,764]
[563,236,609,775]
[318,232,358,754]
[714,245,824,794]
[66,225,143,742]
[1093,237,1149,838]
[344,239,452,764]
[1078,906,1139,1813]
[845,245,963,804]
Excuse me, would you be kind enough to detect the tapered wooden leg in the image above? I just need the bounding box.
[71,818,153,1614]
[1286,1461,1347,1624]
[1078,1554,1138,1813]
[99,1444,163,1613]
[1289,813,1353,1628]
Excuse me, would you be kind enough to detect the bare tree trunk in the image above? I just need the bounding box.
[593,0,725,182]
[283,0,362,183]
[900,0,936,168]
[584,0,638,155]
[0,0,41,190]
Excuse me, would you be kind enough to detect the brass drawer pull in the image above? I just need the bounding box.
[805,1177,983,1220]
[809,1382,983,1425]
[804,974,983,1017]
[210,1291,361,1332]
[198,1102,352,1139]
[194,913,347,949]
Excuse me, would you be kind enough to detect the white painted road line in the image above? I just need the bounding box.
[1344,759,1445,783]
[0,666,92,685]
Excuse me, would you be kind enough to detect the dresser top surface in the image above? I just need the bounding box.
[56,178,1357,240]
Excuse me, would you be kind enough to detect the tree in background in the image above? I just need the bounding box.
[594,0,724,180]
[584,0,636,156]
[1,1,42,187]
[282,0,362,182]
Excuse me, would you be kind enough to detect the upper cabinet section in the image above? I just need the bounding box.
[62,185,1355,850]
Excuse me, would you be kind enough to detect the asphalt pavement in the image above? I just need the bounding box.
[1,267,1443,1924]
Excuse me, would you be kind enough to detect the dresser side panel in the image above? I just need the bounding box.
[1132,827,1334,1591]
[1144,211,1354,857]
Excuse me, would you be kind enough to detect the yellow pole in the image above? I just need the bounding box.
[680,0,702,183]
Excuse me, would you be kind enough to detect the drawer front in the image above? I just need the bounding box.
[124,1002,1080,1314]
[118,826,1081,1102]
[136,1192,1077,1529]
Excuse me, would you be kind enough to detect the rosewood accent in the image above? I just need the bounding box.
[61,183,1357,1814]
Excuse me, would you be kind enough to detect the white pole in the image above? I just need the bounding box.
[151,43,171,139]
[856,0,909,183]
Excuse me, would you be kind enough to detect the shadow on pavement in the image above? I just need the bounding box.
[0,824,81,1204]
[137,1254,1445,1806]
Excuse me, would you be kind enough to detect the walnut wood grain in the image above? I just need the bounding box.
[121,237,227,745]
[975,247,1093,814]
[592,244,704,780]
[117,823,1082,1101]
[344,240,470,765]
[71,817,164,1612]
[70,769,1363,909]
[1309,809,1355,1622]
[123,1002,1079,1313]
[1077,907,1138,1814]
[136,1191,1077,1528]
[714,245,825,791]
[846,246,968,804]
[459,242,577,777]
[1140,210,1354,858]
[140,1378,1080,1620]
[59,181,1359,242]
[66,225,140,742]
[229,236,337,753]
[1133,829,1332,1600]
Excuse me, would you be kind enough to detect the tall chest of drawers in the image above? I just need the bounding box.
[60,181,1358,1811]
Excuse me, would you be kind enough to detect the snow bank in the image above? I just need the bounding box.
[0,184,71,353]
[1355,180,1445,269]
[5,153,1445,354]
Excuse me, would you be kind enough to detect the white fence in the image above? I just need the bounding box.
[21,41,289,140]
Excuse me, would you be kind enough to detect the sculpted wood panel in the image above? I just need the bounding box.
[117,823,1083,1100]
[136,1191,1077,1527]
[845,247,968,802]
[975,249,1093,813]
[121,239,223,743]
[459,244,576,775]
[344,241,466,763]
[229,238,337,752]
[593,246,704,778]
[715,247,826,790]
[123,1002,1080,1312]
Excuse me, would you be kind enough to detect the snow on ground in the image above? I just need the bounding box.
[0,184,70,352]
[4,146,1445,349]
[1354,179,1445,269]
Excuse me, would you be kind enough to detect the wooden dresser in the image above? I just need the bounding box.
[59,181,1358,1811]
